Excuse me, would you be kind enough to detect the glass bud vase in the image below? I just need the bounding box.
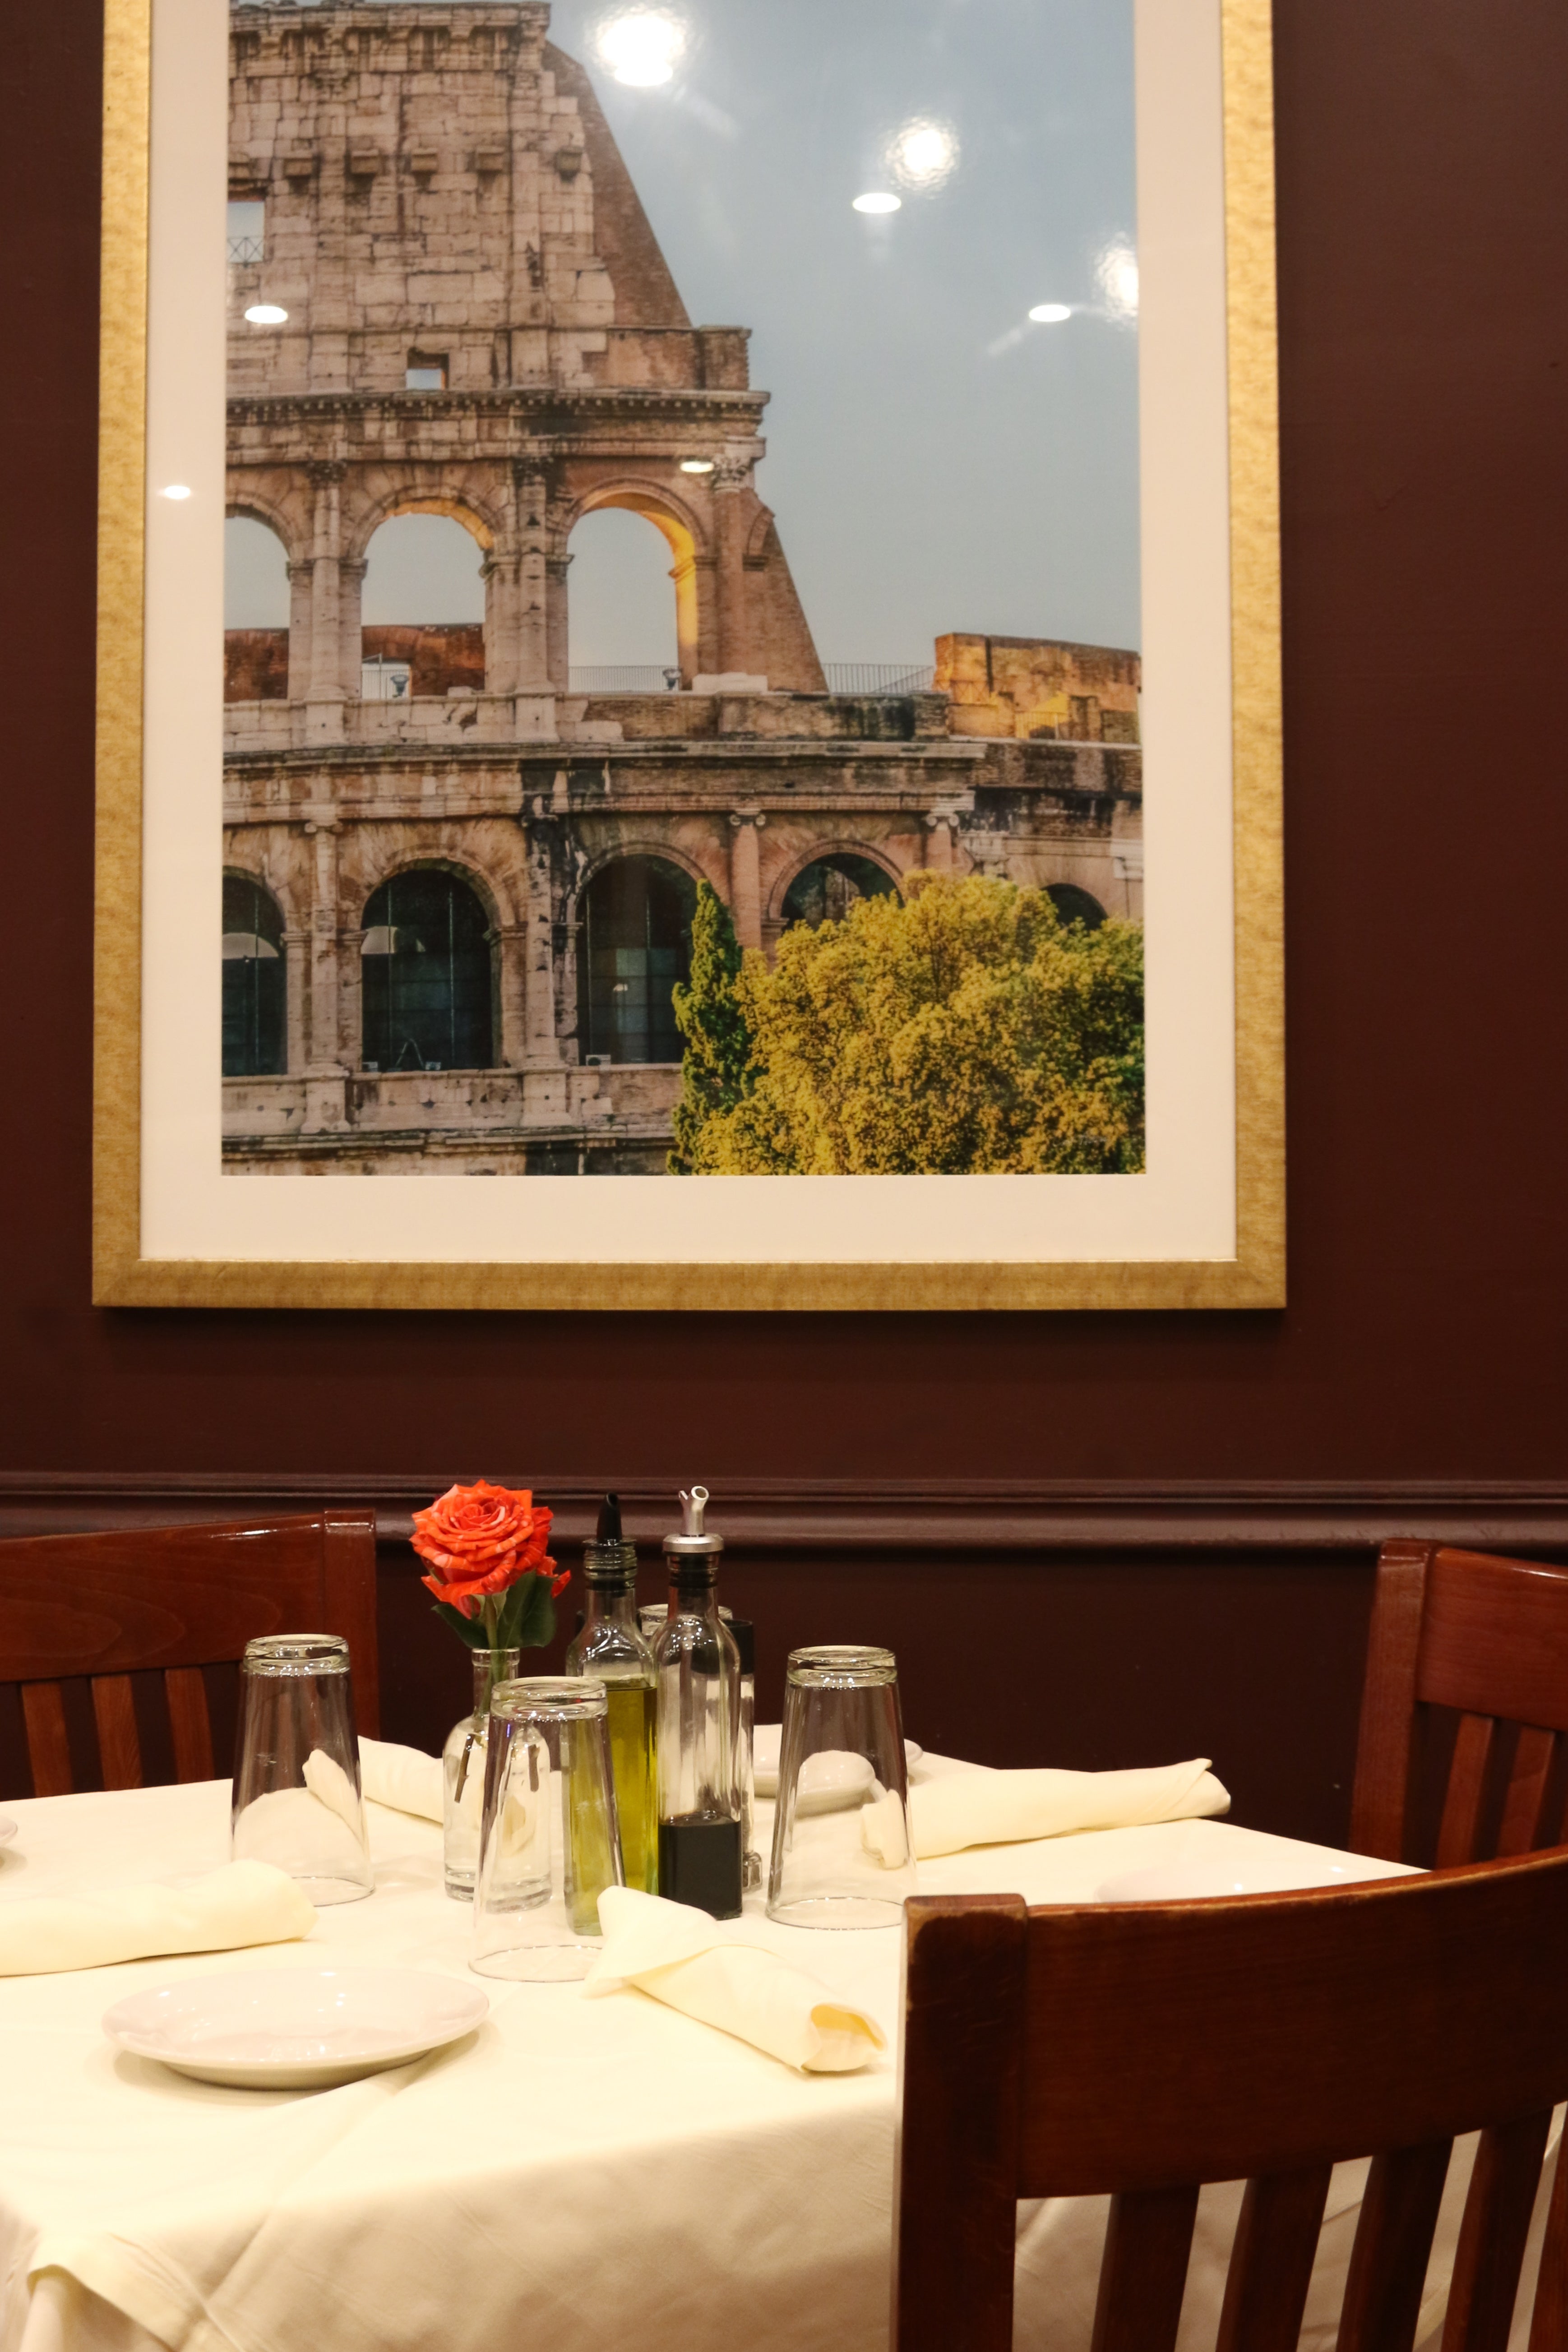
[443,1648,521,1899]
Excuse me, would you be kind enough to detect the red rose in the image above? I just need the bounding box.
[411,1479,564,1618]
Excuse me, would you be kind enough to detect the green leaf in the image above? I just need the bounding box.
[430,1599,488,1650]
[498,1573,558,1650]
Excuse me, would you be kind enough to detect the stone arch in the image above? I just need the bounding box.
[573,850,700,1067]
[767,840,906,924]
[569,834,714,914]
[744,505,777,566]
[225,495,300,568]
[222,866,288,1079]
[357,861,500,1074]
[348,843,518,935]
[569,480,710,684]
[222,847,302,937]
[347,488,500,565]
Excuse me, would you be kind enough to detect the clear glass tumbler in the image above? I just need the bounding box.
[767,1645,917,1928]
[231,1633,374,1905]
[470,1678,624,1981]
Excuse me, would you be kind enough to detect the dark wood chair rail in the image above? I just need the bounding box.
[1351,1540,1568,1867]
[0,1512,379,1795]
[893,1849,1568,2352]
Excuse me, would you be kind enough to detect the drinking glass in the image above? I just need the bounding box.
[767,1645,917,1927]
[470,1678,624,1980]
[231,1633,374,1905]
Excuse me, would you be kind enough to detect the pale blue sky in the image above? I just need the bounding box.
[226,0,1139,667]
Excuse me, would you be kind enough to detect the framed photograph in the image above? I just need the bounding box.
[95,0,1281,1309]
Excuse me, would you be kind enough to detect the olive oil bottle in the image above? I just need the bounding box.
[564,1495,659,1893]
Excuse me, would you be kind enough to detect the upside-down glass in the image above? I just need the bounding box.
[231,1634,374,1904]
[767,1646,918,1927]
[470,1678,624,1980]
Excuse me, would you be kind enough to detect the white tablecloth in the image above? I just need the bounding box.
[0,1775,1542,2352]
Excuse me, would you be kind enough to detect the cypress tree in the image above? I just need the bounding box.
[668,882,756,1173]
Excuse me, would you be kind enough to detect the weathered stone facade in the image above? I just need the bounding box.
[222,1,1143,1175]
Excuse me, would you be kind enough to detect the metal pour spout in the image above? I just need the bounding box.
[680,1486,709,1538]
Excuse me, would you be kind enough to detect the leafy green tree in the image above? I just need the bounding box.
[668,881,758,1174]
[678,873,1143,1175]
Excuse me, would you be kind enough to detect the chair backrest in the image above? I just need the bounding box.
[893,1852,1568,2352]
[0,1511,379,1794]
[1352,1539,1568,1866]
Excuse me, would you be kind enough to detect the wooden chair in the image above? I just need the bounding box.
[893,1852,1568,2352]
[1351,1539,1568,1866]
[0,1511,379,1795]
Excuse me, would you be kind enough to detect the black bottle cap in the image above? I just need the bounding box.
[597,1493,622,1543]
[728,1616,755,1675]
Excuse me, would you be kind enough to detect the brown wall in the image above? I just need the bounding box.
[3,4,1567,1844]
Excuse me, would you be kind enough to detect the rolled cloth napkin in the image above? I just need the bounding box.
[583,1886,887,2073]
[865,1759,1230,1862]
[0,1860,316,1977]
[358,1736,444,1823]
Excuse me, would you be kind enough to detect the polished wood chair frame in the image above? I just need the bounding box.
[893,1851,1568,2352]
[0,1511,379,1794]
[1352,1539,1568,1867]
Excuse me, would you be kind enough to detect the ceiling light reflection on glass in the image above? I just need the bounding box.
[1029,304,1072,325]
[852,192,901,216]
[1096,240,1139,323]
[158,484,194,501]
[680,459,715,474]
[244,303,288,325]
[889,119,958,192]
[596,9,686,87]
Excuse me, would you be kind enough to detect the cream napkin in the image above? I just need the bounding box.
[357,1737,444,1823]
[583,1886,886,2073]
[0,1860,316,1977]
[865,1759,1230,1861]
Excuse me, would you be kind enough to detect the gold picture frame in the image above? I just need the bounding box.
[94,0,1282,1310]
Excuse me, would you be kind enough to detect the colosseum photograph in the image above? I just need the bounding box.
[220,0,1145,1179]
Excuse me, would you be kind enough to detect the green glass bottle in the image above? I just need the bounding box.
[564,1495,658,1894]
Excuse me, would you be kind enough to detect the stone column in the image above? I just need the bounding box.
[304,818,345,1070]
[282,928,309,1074]
[545,554,572,696]
[286,559,313,706]
[925,813,956,872]
[507,458,557,693]
[305,462,348,744]
[338,557,365,716]
[712,445,756,678]
[728,809,767,951]
[523,817,562,1067]
[495,921,528,1067]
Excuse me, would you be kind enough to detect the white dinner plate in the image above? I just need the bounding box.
[0,1818,16,1849]
[103,1967,489,2090]
[1095,1857,1360,1904]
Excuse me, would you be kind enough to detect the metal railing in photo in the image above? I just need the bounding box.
[227,236,264,266]
[821,664,937,696]
[568,665,682,694]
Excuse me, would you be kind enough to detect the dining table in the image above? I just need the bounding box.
[0,1753,1545,2352]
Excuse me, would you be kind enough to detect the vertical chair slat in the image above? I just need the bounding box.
[1089,2186,1200,2352]
[1338,2141,1453,2352]
[164,1668,214,1783]
[20,1682,73,1796]
[1527,2127,1568,2352]
[1350,1541,1434,1862]
[1215,2165,1334,2352]
[1497,1729,1560,1859]
[92,1674,142,1790]
[1443,2109,1553,2352]
[892,1896,1027,2352]
[1437,1715,1498,1867]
